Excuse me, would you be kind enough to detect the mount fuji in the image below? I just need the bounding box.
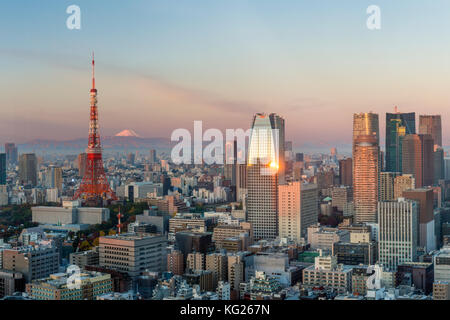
[115,129,141,137]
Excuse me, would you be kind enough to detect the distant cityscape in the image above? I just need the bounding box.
[0,53,449,302]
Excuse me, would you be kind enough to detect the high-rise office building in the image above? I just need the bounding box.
[445,158,450,180]
[149,149,157,164]
[393,174,415,199]
[419,115,442,148]
[292,161,304,182]
[224,139,238,201]
[4,143,18,166]
[353,135,379,223]
[0,153,6,185]
[236,163,247,203]
[385,111,415,172]
[402,134,434,188]
[45,166,63,191]
[19,153,37,186]
[77,153,87,178]
[278,182,318,243]
[127,153,135,165]
[403,188,435,251]
[379,172,400,201]
[386,118,406,173]
[331,186,353,212]
[247,113,279,241]
[434,147,445,184]
[378,199,418,271]
[339,158,353,186]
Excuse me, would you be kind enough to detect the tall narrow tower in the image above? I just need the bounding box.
[247,113,279,241]
[74,53,117,205]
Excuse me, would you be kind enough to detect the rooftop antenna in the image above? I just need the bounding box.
[117,206,123,234]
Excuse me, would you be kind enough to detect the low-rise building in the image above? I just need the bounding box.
[26,271,113,300]
[302,250,352,294]
[0,270,25,298]
[99,233,167,278]
[69,248,100,269]
[433,281,450,300]
[307,225,350,252]
[2,242,59,282]
[332,241,377,266]
[32,201,110,225]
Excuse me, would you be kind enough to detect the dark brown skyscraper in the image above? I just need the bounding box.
[402,134,434,188]
[339,158,353,186]
[419,115,442,148]
[19,153,37,186]
[434,147,445,184]
[403,188,434,250]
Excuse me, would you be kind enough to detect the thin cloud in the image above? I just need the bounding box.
[0,48,265,115]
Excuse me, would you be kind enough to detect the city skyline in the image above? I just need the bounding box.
[3,0,450,306]
[2,1,450,150]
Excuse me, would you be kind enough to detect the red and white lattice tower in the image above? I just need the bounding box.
[74,53,117,205]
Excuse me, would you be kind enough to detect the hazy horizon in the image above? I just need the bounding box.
[2,1,450,151]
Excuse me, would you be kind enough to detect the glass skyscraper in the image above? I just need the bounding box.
[385,112,415,172]
[247,113,279,241]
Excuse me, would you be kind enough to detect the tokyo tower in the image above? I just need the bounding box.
[74,53,117,205]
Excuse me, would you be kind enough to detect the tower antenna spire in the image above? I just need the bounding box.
[92,51,95,89]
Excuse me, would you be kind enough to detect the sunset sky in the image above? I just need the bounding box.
[1,0,450,152]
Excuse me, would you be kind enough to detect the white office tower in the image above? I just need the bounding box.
[278,182,318,243]
[247,113,279,240]
[378,198,418,271]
